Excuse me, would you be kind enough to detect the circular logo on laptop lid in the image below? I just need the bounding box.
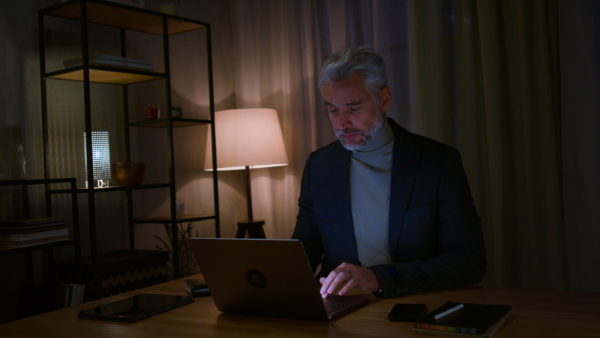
[246,269,267,288]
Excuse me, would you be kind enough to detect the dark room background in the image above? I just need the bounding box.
[1,0,599,323]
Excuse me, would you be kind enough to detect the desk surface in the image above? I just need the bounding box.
[1,274,599,337]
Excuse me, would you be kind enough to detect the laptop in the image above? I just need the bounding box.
[189,238,371,321]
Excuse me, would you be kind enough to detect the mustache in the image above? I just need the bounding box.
[335,129,365,136]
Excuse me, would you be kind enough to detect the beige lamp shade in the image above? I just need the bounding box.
[205,108,288,171]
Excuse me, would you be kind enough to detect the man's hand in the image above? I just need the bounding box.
[319,262,379,298]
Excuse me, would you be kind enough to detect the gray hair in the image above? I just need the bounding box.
[318,46,388,104]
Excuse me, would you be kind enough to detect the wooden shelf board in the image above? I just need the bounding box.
[48,183,171,194]
[134,214,216,224]
[0,239,73,254]
[129,118,211,128]
[45,0,206,35]
[78,183,171,192]
[48,68,162,85]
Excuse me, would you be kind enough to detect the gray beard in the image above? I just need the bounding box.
[336,110,385,151]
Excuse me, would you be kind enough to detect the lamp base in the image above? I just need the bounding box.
[236,220,266,239]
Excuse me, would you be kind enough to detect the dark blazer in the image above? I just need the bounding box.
[292,118,486,298]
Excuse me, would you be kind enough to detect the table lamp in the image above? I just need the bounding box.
[205,108,288,238]
[83,131,111,188]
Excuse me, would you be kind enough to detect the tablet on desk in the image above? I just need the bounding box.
[78,293,194,323]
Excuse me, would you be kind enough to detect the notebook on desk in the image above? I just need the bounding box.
[188,238,371,321]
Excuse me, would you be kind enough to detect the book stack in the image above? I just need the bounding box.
[0,218,69,248]
[63,54,154,71]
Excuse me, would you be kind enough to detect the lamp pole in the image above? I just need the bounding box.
[236,165,265,238]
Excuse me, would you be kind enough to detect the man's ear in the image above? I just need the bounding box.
[379,86,392,112]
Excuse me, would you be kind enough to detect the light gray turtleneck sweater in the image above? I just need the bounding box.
[350,119,394,267]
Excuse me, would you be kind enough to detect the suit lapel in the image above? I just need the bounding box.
[330,143,361,263]
[388,120,421,255]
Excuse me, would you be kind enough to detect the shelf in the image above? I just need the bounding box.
[0,177,80,284]
[133,214,216,224]
[129,118,212,128]
[46,67,163,85]
[0,178,78,187]
[0,239,74,255]
[38,0,219,290]
[44,0,207,35]
[49,183,171,194]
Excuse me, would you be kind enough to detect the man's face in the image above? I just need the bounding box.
[323,72,391,150]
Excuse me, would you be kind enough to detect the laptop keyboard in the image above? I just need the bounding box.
[324,301,347,312]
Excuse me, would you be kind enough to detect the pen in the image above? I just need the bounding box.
[434,303,464,320]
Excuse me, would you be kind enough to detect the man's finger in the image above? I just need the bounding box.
[320,269,353,297]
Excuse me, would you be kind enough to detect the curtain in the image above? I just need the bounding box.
[228,0,324,239]
[228,0,414,239]
[407,0,564,289]
[228,0,567,290]
[558,0,600,292]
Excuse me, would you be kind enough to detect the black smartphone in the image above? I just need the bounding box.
[388,303,427,322]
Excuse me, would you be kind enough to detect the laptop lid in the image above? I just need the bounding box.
[189,238,370,321]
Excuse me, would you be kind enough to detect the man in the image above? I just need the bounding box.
[292,46,486,299]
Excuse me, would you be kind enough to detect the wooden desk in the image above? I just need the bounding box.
[1,274,599,337]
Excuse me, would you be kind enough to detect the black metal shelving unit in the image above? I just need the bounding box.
[0,178,81,282]
[38,0,220,298]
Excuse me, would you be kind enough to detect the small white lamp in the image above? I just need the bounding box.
[205,108,288,237]
[83,131,111,188]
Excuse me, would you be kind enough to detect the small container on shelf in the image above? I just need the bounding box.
[112,162,147,186]
[171,106,183,118]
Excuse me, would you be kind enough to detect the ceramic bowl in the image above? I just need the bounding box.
[112,162,147,186]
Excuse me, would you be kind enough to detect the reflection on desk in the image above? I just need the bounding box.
[1,273,599,337]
